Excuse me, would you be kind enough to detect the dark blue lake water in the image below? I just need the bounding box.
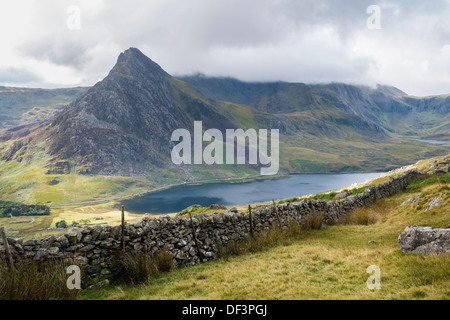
[121,172,383,214]
[411,139,450,145]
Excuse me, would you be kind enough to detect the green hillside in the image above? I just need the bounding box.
[180,76,450,140]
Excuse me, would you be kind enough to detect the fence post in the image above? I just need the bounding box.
[273,199,282,227]
[121,205,125,252]
[188,212,205,262]
[248,205,254,238]
[0,227,14,269]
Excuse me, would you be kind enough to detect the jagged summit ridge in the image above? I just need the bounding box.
[108,47,170,82]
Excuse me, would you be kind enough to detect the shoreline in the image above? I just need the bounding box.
[50,170,387,208]
[49,173,289,208]
[120,171,385,215]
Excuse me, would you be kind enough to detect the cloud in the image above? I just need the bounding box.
[1,0,450,95]
[18,37,91,69]
[190,26,376,85]
[0,67,41,85]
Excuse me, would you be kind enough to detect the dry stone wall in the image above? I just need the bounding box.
[0,170,426,288]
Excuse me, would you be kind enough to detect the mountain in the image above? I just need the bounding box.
[0,86,87,129]
[179,75,450,139]
[46,47,192,175]
[1,48,236,176]
[0,48,449,204]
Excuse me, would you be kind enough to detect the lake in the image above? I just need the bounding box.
[121,172,383,214]
[410,138,450,145]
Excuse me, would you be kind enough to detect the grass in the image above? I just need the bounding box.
[0,258,79,300]
[309,192,337,201]
[278,183,373,203]
[1,158,448,299]
[79,177,449,300]
[337,199,395,226]
[301,211,325,230]
[278,197,300,204]
[406,172,450,192]
[111,250,174,286]
[0,214,59,239]
[177,204,228,217]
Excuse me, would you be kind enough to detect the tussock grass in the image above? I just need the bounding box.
[111,250,174,286]
[337,194,400,226]
[338,208,381,226]
[218,226,285,258]
[406,172,450,193]
[111,251,158,286]
[218,218,316,259]
[155,250,175,273]
[301,211,325,230]
[0,258,79,300]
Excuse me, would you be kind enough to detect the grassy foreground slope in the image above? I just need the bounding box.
[80,169,449,300]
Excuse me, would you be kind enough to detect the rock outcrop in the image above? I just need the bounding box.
[398,225,450,254]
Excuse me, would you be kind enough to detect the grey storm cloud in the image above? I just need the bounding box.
[4,0,450,95]
[0,67,40,84]
[18,38,91,69]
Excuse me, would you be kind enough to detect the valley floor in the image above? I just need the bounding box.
[80,174,449,300]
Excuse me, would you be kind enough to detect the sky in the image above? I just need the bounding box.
[1,0,450,96]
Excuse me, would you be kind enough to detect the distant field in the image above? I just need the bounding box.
[0,202,153,240]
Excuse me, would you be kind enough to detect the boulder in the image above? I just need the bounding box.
[334,190,350,200]
[398,225,450,254]
[401,195,420,206]
[425,197,442,211]
[209,204,227,210]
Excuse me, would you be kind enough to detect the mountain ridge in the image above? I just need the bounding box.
[0,47,449,204]
[179,74,450,139]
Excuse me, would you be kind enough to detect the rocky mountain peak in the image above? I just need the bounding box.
[43,48,192,175]
[108,47,169,82]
